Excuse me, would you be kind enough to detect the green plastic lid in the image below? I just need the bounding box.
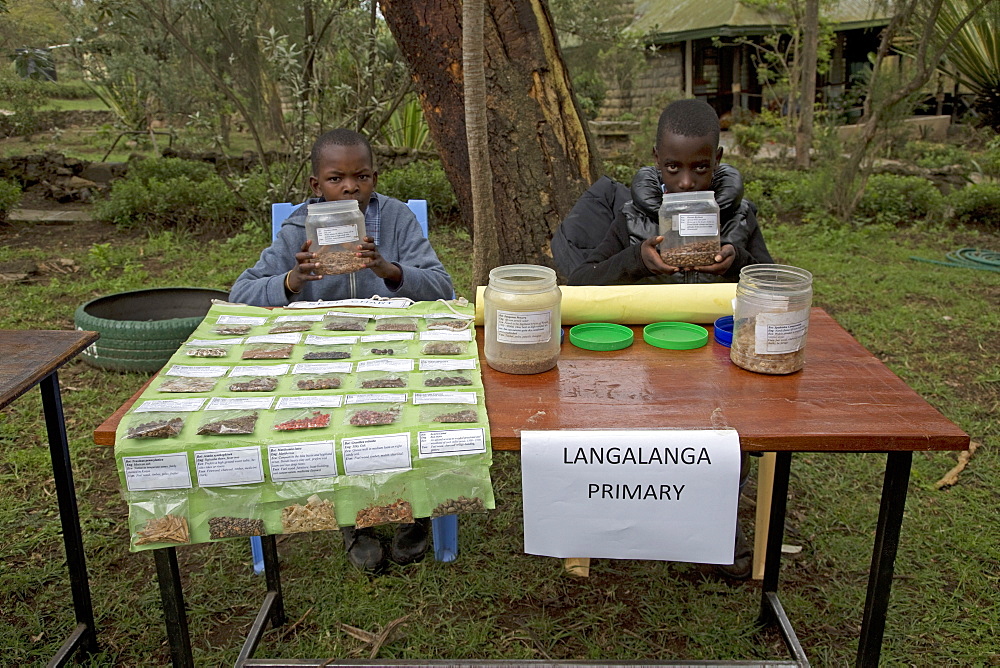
[569,323,634,351]
[643,322,709,350]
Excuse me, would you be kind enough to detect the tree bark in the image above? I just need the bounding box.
[379,0,601,273]
[795,0,819,169]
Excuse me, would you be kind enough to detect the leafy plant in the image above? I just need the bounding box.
[946,182,1000,226]
[0,179,22,221]
[377,160,458,220]
[899,140,972,169]
[730,123,765,159]
[856,173,945,225]
[379,96,430,150]
[0,71,49,136]
[935,0,1000,129]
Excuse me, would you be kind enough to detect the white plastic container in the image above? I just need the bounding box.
[304,200,367,275]
[730,264,813,374]
[483,264,561,374]
[657,191,721,267]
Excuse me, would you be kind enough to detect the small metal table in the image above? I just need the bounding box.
[1,329,101,666]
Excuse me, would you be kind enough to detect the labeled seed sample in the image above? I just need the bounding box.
[422,342,465,355]
[197,413,258,435]
[296,377,341,391]
[135,514,190,545]
[432,409,479,423]
[214,324,251,335]
[355,498,413,529]
[426,318,470,331]
[424,375,473,387]
[242,345,293,360]
[360,377,405,389]
[228,377,279,392]
[186,347,227,358]
[127,417,184,439]
[281,495,338,533]
[323,317,368,331]
[273,411,331,431]
[314,251,366,275]
[369,348,394,355]
[303,350,351,360]
[659,240,719,267]
[159,378,216,393]
[208,516,265,539]
[268,322,312,334]
[375,319,418,332]
[431,496,486,518]
[730,319,805,375]
[349,409,399,426]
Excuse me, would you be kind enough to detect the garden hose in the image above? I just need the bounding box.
[909,248,1000,273]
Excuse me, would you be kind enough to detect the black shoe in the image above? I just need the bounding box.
[342,526,386,572]
[390,518,431,565]
[715,521,752,580]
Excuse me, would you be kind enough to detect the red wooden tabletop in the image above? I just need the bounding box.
[93,309,968,453]
[1,329,99,409]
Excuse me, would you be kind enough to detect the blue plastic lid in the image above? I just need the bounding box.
[714,315,734,348]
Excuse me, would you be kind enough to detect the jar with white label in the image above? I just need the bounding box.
[305,200,367,275]
[483,264,561,374]
[730,264,813,374]
[657,191,721,267]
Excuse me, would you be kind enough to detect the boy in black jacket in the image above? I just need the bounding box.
[564,99,772,286]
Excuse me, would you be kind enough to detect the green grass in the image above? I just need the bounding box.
[39,98,111,112]
[0,216,997,665]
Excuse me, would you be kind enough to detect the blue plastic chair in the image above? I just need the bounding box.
[251,199,456,573]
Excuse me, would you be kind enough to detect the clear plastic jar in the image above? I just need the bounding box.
[483,264,561,374]
[658,191,721,267]
[305,200,367,275]
[730,264,813,375]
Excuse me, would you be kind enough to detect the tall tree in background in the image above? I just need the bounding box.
[795,0,819,168]
[379,0,602,277]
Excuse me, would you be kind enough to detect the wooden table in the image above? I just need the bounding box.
[3,329,101,666]
[93,308,968,666]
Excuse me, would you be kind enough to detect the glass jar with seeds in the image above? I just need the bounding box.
[483,264,562,374]
[128,493,190,549]
[302,333,356,360]
[730,264,813,375]
[322,311,370,331]
[305,200,367,275]
[657,190,721,268]
[374,315,419,332]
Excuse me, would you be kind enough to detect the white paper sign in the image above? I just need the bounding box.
[305,334,358,345]
[419,359,477,371]
[356,359,415,372]
[418,428,486,457]
[246,333,302,344]
[228,364,289,377]
[275,395,343,409]
[345,393,407,404]
[205,396,274,411]
[419,330,473,341]
[521,430,741,563]
[412,391,478,405]
[188,337,243,346]
[165,365,229,378]
[122,453,192,491]
[216,315,268,325]
[267,441,338,481]
[274,313,325,322]
[292,362,352,374]
[194,446,265,486]
[135,398,205,413]
[341,433,412,475]
[360,333,414,342]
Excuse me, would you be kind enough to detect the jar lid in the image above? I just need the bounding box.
[643,322,709,350]
[569,323,633,351]
[714,316,734,348]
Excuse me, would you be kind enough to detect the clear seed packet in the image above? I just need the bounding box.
[374,315,419,332]
[185,337,242,358]
[359,333,413,359]
[292,362,351,391]
[196,411,260,435]
[268,321,313,334]
[354,497,414,529]
[198,486,266,539]
[421,371,474,387]
[344,394,405,427]
[126,413,186,439]
[424,315,473,331]
[273,409,334,431]
[213,324,252,336]
[302,334,357,360]
[157,377,217,393]
[242,344,293,360]
[212,315,267,336]
[226,364,288,392]
[129,494,190,549]
[323,312,370,331]
[413,391,481,423]
[280,494,339,533]
[207,515,266,539]
[420,341,469,356]
[357,373,407,389]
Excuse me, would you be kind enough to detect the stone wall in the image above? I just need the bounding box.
[599,47,684,120]
[0,110,117,138]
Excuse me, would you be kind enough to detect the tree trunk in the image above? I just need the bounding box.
[379,0,601,275]
[463,0,501,287]
[795,0,819,169]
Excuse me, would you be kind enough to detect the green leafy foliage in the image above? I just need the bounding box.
[946,182,1000,226]
[729,123,765,159]
[379,96,430,150]
[377,160,458,220]
[0,69,49,136]
[0,179,22,218]
[899,140,972,169]
[856,174,945,225]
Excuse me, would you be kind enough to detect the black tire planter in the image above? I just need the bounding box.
[75,287,230,372]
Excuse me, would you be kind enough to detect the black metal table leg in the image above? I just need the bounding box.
[856,452,912,667]
[154,547,194,668]
[40,371,99,664]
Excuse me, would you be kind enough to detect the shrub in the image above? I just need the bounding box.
[741,165,834,223]
[0,179,22,221]
[972,145,1000,178]
[377,159,458,220]
[730,123,765,159]
[856,173,944,225]
[900,140,971,170]
[95,158,244,231]
[0,73,48,136]
[947,182,1000,227]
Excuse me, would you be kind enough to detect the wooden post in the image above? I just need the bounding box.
[753,452,777,580]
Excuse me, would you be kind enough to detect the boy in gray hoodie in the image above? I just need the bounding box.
[230,128,453,306]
